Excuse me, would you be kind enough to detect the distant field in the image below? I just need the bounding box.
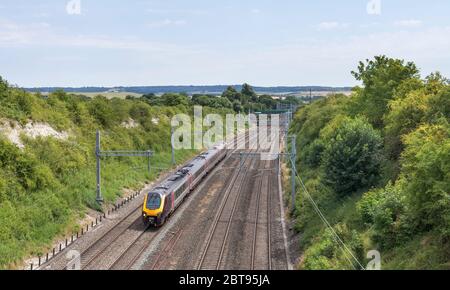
[291,90,353,97]
[38,90,352,99]
[38,91,143,99]
[73,92,143,99]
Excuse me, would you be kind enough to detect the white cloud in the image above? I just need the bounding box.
[33,12,50,18]
[230,26,450,85]
[360,22,380,28]
[2,18,450,87]
[0,20,50,46]
[146,8,208,15]
[394,19,423,28]
[0,19,191,52]
[317,22,350,31]
[146,19,187,28]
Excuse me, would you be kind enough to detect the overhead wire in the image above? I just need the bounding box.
[288,154,365,270]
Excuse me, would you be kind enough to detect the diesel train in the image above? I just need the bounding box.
[142,142,228,227]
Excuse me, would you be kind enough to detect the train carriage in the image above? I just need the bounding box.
[142,142,227,227]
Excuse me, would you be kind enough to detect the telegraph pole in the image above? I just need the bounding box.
[148,151,152,174]
[96,130,103,203]
[171,126,176,166]
[290,135,297,212]
[95,130,153,204]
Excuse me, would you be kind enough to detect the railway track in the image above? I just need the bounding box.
[149,228,184,270]
[267,162,273,270]
[251,160,273,270]
[76,130,288,271]
[197,147,258,270]
[81,215,147,270]
[65,206,142,270]
[197,129,280,270]
[108,227,157,270]
[111,134,251,270]
[250,163,265,270]
[136,144,250,270]
[117,154,244,270]
[70,133,249,270]
[138,127,290,271]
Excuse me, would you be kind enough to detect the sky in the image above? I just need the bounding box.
[1,0,450,87]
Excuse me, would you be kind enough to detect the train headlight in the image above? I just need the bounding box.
[143,213,147,217]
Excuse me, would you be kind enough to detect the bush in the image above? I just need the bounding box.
[301,223,364,270]
[160,93,191,107]
[428,87,450,123]
[88,96,115,128]
[303,140,325,168]
[322,117,383,197]
[384,90,430,159]
[357,181,413,249]
[291,95,349,151]
[0,77,238,268]
[350,55,420,128]
[290,57,449,270]
[401,123,450,238]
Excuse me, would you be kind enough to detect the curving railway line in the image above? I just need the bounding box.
[196,132,284,270]
[196,147,259,270]
[251,160,273,270]
[74,132,250,270]
[44,129,289,271]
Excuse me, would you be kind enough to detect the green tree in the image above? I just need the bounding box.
[351,55,420,128]
[357,181,412,249]
[241,83,257,103]
[428,87,450,123]
[384,75,449,159]
[233,101,243,112]
[424,72,449,95]
[88,96,115,128]
[284,95,302,105]
[222,86,241,102]
[160,93,190,107]
[259,95,276,110]
[215,97,233,109]
[142,93,156,100]
[322,117,383,197]
[384,90,430,159]
[401,123,450,237]
[0,77,8,99]
[191,94,212,107]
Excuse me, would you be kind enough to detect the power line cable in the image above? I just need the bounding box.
[288,157,365,270]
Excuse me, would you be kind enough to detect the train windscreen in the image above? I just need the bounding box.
[146,193,162,210]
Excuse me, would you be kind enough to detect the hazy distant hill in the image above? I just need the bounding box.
[25,85,352,95]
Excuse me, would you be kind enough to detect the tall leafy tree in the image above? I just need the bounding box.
[241,83,258,103]
[259,95,277,110]
[322,117,383,196]
[160,93,190,107]
[351,55,419,128]
[222,86,241,102]
[401,122,450,237]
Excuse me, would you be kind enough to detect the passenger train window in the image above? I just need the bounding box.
[164,195,172,214]
[146,193,161,210]
[175,183,188,199]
